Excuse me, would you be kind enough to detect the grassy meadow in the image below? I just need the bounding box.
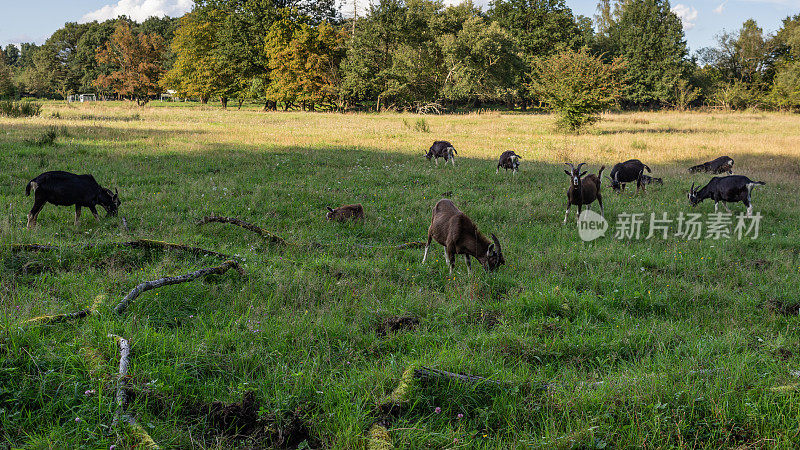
[2,101,800,448]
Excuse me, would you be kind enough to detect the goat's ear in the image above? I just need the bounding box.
[326,206,334,212]
[564,170,571,176]
[491,233,502,253]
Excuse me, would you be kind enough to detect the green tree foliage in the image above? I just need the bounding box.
[769,15,800,110]
[265,19,345,110]
[439,17,522,104]
[528,48,625,130]
[604,0,688,107]
[162,7,237,105]
[3,45,20,66]
[0,49,15,98]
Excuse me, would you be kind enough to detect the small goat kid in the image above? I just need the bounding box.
[425,141,457,166]
[25,171,120,229]
[563,163,605,224]
[326,204,365,221]
[639,173,663,186]
[688,175,765,216]
[422,199,504,275]
[688,156,734,174]
[496,151,522,174]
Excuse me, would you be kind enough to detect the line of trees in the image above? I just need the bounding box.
[0,0,799,112]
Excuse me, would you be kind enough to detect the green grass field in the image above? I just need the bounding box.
[2,102,800,448]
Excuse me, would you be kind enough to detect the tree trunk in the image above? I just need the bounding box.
[201,97,209,104]
[220,96,228,109]
[237,99,244,110]
[521,97,528,112]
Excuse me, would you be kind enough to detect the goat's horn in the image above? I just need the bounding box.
[491,233,501,251]
[576,162,587,171]
[326,206,334,212]
[690,182,695,193]
[564,162,575,170]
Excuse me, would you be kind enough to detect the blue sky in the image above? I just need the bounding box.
[0,0,798,54]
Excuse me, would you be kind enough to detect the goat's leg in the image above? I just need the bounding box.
[89,205,100,221]
[422,236,432,264]
[744,198,753,217]
[445,245,456,275]
[563,204,571,224]
[74,206,82,226]
[597,195,604,218]
[723,202,731,213]
[576,204,582,221]
[27,197,46,229]
[714,202,719,213]
[464,255,471,275]
[435,158,439,166]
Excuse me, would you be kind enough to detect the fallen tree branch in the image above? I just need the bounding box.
[20,295,105,327]
[109,334,131,431]
[108,334,160,449]
[114,260,245,315]
[11,239,237,260]
[196,216,287,245]
[414,366,503,385]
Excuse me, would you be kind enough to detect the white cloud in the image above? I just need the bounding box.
[81,0,192,23]
[713,1,728,14]
[671,4,698,30]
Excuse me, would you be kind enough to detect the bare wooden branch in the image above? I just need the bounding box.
[414,366,503,385]
[12,239,237,260]
[109,334,131,431]
[196,216,287,245]
[22,309,92,326]
[114,260,245,315]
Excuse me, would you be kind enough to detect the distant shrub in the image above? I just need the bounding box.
[0,100,42,118]
[528,49,626,131]
[29,126,67,147]
[402,118,431,132]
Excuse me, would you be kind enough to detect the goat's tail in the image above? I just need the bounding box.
[750,181,766,187]
[643,164,652,173]
[25,181,38,196]
[597,165,606,179]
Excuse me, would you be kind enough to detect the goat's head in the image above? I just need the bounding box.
[687,183,700,206]
[480,233,505,271]
[100,188,120,216]
[564,163,586,187]
[326,206,336,220]
[607,172,623,192]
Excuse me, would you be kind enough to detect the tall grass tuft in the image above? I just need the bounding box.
[0,100,43,118]
[29,126,68,147]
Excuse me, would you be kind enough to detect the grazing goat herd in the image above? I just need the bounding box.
[23,142,765,275]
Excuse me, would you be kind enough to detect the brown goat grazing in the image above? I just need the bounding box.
[563,163,605,223]
[326,204,364,221]
[422,199,505,275]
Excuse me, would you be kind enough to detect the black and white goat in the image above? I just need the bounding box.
[688,175,765,216]
[688,156,734,174]
[425,141,457,166]
[25,171,120,229]
[563,163,605,223]
[496,151,522,174]
[422,199,504,275]
[608,159,651,194]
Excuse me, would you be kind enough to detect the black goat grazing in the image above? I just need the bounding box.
[563,163,605,223]
[25,171,120,229]
[422,199,504,275]
[688,175,765,216]
[688,156,734,174]
[639,173,663,186]
[496,151,522,174]
[425,141,457,166]
[608,159,651,194]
